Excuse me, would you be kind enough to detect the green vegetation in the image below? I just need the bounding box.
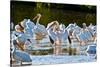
[11,1,96,27]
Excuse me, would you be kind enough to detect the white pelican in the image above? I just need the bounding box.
[11,40,32,65]
[86,43,96,56]
[47,21,72,55]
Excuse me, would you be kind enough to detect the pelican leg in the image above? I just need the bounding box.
[53,43,56,55]
[93,35,96,42]
[79,41,82,46]
[54,39,62,55]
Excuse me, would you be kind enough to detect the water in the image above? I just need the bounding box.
[30,55,96,65]
[25,40,96,65]
[25,42,96,65]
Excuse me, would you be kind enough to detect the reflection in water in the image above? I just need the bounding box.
[29,43,96,65]
[25,41,96,56]
[30,55,96,65]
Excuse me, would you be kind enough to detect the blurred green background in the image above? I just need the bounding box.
[10,1,96,27]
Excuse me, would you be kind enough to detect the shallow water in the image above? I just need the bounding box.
[28,41,96,65]
[30,55,96,65]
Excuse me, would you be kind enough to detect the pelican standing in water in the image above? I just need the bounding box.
[88,23,97,42]
[81,23,93,45]
[33,14,48,47]
[34,14,48,39]
[20,18,35,38]
[74,23,91,46]
[19,14,45,47]
[47,21,71,55]
[11,24,32,65]
[46,21,61,55]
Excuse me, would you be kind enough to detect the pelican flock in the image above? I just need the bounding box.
[10,14,97,65]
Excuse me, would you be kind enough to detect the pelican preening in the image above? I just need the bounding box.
[47,21,73,55]
[11,13,97,64]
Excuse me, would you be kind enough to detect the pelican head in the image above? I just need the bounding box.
[20,19,28,28]
[15,25,21,32]
[82,23,87,29]
[37,13,41,18]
